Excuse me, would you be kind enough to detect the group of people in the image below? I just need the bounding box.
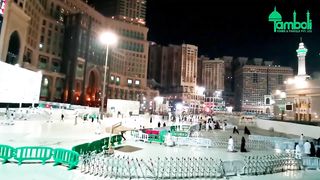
[199,119,227,131]
[233,126,251,135]
[228,126,252,153]
[228,136,248,152]
[295,134,319,159]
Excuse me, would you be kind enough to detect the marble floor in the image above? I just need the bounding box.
[0,111,319,180]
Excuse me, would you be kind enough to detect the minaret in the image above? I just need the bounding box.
[296,38,308,76]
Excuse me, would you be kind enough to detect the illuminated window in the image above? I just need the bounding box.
[278,75,283,84]
[253,73,258,83]
[135,80,140,85]
[116,77,120,85]
[128,79,132,84]
[110,76,114,81]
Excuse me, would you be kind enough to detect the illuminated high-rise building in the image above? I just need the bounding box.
[94,0,147,25]
[0,0,157,108]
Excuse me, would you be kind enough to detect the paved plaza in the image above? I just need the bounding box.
[0,110,319,179]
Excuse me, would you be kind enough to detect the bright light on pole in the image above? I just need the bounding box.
[99,31,117,120]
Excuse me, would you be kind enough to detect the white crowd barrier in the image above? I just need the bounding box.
[302,157,320,170]
[249,135,297,151]
[131,131,149,143]
[171,137,212,148]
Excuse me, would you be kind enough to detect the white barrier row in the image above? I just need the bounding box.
[249,135,297,151]
[171,137,212,148]
[302,157,320,170]
[131,131,149,143]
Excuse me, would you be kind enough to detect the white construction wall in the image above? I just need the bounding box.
[0,61,42,103]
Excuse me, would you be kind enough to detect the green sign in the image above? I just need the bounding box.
[268,7,312,33]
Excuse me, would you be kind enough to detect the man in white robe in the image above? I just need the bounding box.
[304,140,311,155]
[228,136,234,152]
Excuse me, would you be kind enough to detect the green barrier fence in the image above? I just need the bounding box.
[0,144,79,170]
[15,146,53,165]
[116,135,122,145]
[110,135,117,146]
[71,135,122,155]
[0,144,15,164]
[148,130,168,144]
[53,148,79,170]
[71,143,90,155]
[171,131,189,137]
[89,140,104,153]
[170,126,177,132]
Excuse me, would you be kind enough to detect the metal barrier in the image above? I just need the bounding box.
[80,153,304,179]
[243,153,301,175]
[0,144,79,170]
[71,134,123,155]
[172,137,212,148]
[131,130,149,142]
[0,144,15,164]
[72,143,90,155]
[223,160,245,176]
[53,148,79,170]
[14,146,53,165]
[302,157,320,170]
[248,135,296,151]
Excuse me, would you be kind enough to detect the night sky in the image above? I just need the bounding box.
[89,0,320,75]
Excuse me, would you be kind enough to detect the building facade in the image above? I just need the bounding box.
[93,0,146,25]
[196,55,208,87]
[0,0,158,110]
[278,41,320,122]
[221,56,234,107]
[148,43,204,114]
[201,58,224,96]
[235,62,293,113]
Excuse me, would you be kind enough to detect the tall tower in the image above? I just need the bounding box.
[296,40,308,76]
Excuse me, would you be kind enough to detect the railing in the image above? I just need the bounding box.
[71,134,123,155]
[53,148,79,170]
[302,156,320,170]
[171,137,212,148]
[249,135,297,151]
[0,144,79,170]
[0,144,15,164]
[79,152,302,179]
[15,146,53,165]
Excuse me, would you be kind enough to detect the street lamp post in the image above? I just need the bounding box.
[99,32,117,120]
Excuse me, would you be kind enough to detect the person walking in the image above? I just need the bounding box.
[61,113,64,121]
[304,140,311,155]
[240,136,247,152]
[299,134,304,146]
[310,142,316,156]
[244,126,251,135]
[158,121,161,128]
[74,111,78,125]
[121,130,126,141]
[233,126,239,134]
[228,136,235,152]
[163,122,166,127]
[295,142,302,159]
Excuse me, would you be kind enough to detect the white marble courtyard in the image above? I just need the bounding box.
[0,109,319,180]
